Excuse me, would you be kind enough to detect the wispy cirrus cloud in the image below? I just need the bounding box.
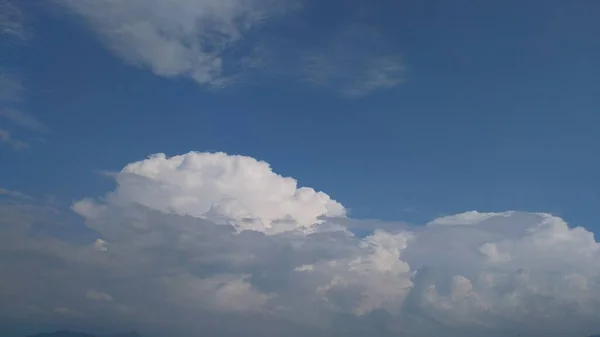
[299,25,406,97]
[0,108,50,134]
[56,0,299,88]
[0,1,48,150]
[0,0,27,40]
[0,127,29,150]
[0,99,47,151]
[0,0,27,107]
[0,186,33,200]
[0,70,24,102]
[54,0,406,96]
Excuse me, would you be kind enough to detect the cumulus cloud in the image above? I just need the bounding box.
[73,152,345,234]
[1,152,599,337]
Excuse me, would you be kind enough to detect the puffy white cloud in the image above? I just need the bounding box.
[73,152,345,234]
[312,230,415,316]
[1,151,600,337]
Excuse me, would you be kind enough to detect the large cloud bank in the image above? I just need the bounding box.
[1,152,599,337]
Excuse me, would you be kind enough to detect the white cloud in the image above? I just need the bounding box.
[1,151,600,337]
[85,289,114,302]
[428,210,514,226]
[294,264,314,272]
[56,0,297,87]
[0,187,32,200]
[92,238,108,252]
[313,230,415,316]
[73,152,345,234]
[54,1,406,96]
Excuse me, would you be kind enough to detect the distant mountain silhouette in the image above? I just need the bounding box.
[26,331,141,337]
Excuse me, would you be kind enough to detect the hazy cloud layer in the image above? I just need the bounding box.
[1,151,599,337]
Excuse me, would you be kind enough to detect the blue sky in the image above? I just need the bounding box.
[2,2,600,336]
[2,0,599,227]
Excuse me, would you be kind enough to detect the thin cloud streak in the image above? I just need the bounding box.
[0,127,29,150]
[0,0,27,40]
[0,108,50,133]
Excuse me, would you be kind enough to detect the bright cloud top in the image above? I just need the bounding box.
[1,152,600,337]
[74,152,345,234]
